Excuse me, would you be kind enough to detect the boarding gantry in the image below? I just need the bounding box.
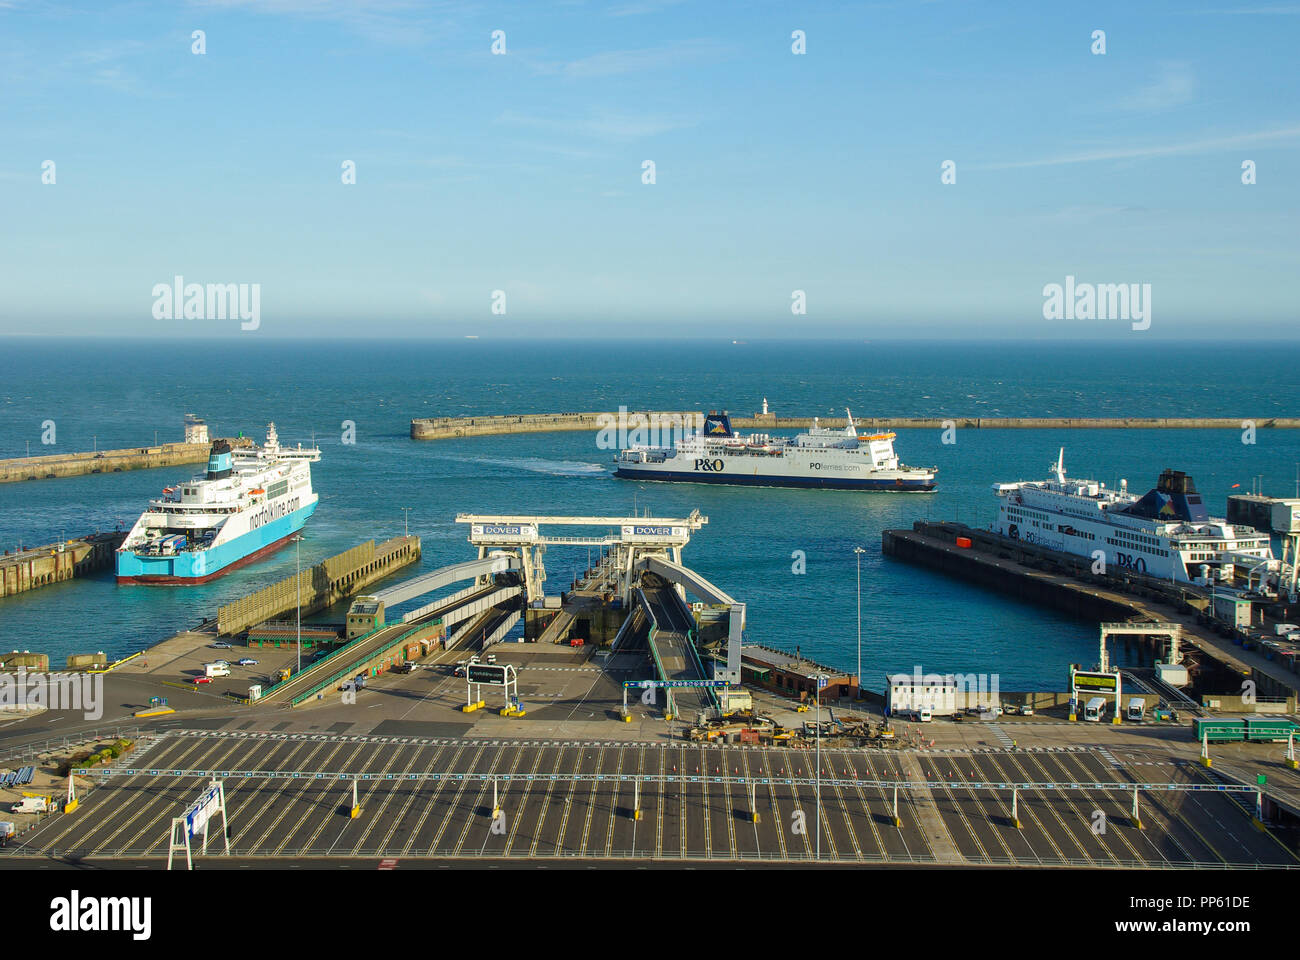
[456,512,709,605]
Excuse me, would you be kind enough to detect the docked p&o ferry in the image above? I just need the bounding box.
[992,450,1278,587]
[614,410,937,491]
[116,423,320,584]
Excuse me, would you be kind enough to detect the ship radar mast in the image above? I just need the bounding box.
[1051,448,1066,484]
[844,408,858,437]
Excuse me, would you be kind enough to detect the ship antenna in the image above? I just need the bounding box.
[1053,448,1066,483]
[844,407,856,435]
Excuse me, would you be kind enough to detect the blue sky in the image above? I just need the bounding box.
[1,0,1297,339]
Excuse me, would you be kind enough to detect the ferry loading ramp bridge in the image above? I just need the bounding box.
[458,512,746,711]
[455,511,709,605]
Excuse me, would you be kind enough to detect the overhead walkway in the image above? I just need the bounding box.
[637,555,735,606]
[371,555,521,608]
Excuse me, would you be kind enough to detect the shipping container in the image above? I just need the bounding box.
[1243,717,1298,743]
[1193,718,1246,742]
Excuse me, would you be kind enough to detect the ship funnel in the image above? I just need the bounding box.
[206,439,233,480]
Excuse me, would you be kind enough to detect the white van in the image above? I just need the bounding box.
[917,706,932,722]
[204,662,231,678]
[1084,697,1107,722]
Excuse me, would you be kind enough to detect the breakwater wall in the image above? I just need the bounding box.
[215,536,421,636]
[410,411,701,440]
[0,438,254,484]
[411,412,1300,440]
[0,532,126,599]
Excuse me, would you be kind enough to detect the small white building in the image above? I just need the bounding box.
[885,673,960,717]
[184,414,209,445]
[1211,591,1252,630]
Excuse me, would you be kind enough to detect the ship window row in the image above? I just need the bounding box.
[1006,507,1050,522]
[1105,537,1169,558]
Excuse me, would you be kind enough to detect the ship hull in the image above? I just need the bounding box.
[116,501,316,584]
[614,466,936,491]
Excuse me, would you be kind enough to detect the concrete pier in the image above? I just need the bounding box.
[883,520,1300,701]
[411,411,1300,440]
[0,438,253,484]
[0,532,126,598]
[215,536,421,637]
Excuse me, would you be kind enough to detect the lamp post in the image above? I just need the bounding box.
[401,507,412,539]
[293,535,305,675]
[815,673,827,860]
[853,546,866,697]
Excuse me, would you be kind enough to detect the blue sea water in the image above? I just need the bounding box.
[1,338,1298,692]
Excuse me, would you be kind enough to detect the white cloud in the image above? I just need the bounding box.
[1118,62,1196,112]
[977,125,1300,170]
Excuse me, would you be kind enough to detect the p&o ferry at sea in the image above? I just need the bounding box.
[613,410,937,491]
[116,423,320,584]
[992,450,1281,588]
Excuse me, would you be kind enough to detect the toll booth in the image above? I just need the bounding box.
[346,597,385,639]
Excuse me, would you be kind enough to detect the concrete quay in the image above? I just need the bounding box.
[883,521,1300,701]
[215,536,421,636]
[0,532,125,598]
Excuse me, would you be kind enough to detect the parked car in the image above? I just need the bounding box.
[339,681,355,692]
[237,658,259,666]
[354,674,368,689]
[191,676,213,685]
[211,641,233,649]
[394,662,416,674]
[452,665,467,678]
[486,653,497,664]
[1020,705,1034,716]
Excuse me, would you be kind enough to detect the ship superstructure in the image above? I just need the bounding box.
[992,450,1279,588]
[116,423,320,584]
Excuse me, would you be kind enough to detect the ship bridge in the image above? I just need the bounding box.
[455,511,708,605]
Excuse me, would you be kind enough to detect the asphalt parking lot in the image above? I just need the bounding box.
[14,729,1296,867]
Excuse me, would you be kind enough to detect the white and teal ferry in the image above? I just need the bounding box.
[116,423,320,584]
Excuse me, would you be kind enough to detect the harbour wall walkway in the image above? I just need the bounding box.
[0,438,254,484]
[411,412,1300,440]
